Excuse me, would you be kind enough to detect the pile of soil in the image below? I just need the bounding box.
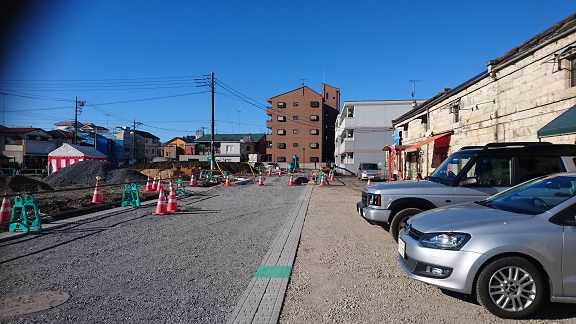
[0,175,54,195]
[42,160,148,188]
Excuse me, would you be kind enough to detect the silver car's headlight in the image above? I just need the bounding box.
[419,233,470,250]
[367,193,381,206]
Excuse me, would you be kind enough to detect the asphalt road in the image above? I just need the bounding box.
[0,177,307,323]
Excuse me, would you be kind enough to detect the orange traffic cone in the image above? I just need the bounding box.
[224,175,231,186]
[278,169,282,177]
[91,177,104,204]
[152,175,158,191]
[156,175,164,192]
[258,175,264,186]
[190,174,197,187]
[319,175,326,187]
[166,185,179,213]
[153,186,167,215]
[145,176,153,192]
[288,175,294,186]
[169,179,175,192]
[267,169,272,177]
[0,194,11,224]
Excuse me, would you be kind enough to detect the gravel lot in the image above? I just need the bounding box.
[280,177,576,324]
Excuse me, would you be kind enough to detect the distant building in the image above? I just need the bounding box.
[115,127,160,164]
[266,84,340,168]
[0,128,57,169]
[334,100,419,177]
[191,133,266,163]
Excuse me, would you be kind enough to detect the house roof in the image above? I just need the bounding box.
[134,130,159,139]
[195,133,265,142]
[47,130,75,139]
[392,13,576,125]
[55,120,84,127]
[165,137,184,145]
[267,86,321,102]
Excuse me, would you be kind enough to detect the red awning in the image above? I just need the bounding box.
[405,132,452,153]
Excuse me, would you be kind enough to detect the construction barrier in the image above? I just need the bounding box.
[176,177,186,195]
[9,195,41,233]
[121,183,141,207]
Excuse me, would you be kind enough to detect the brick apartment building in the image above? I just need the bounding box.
[266,84,340,167]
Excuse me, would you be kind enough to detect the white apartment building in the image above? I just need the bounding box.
[334,100,420,177]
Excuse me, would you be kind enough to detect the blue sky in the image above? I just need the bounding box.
[1,1,575,142]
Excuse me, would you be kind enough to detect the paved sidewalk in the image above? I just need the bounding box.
[226,184,313,324]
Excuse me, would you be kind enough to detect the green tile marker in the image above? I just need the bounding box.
[254,266,292,278]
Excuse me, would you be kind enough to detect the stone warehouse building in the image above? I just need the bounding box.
[392,13,576,179]
[266,84,340,168]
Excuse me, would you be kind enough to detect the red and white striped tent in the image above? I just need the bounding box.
[48,143,108,173]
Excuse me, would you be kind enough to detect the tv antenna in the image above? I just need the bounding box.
[409,80,423,107]
[300,78,308,87]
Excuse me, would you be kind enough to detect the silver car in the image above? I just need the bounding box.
[398,173,576,319]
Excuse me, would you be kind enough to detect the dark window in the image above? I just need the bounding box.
[293,129,299,134]
[310,129,319,135]
[572,58,576,87]
[277,102,286,108]
[466,157,513,187]
[278,156,286,162]
[277,129,286,135]
[277,116,286,122]
[293,116,299,120]
[310,157,319,162]
[293,102,299,106]
[518,156,563,183]
[277,143,286,149]
[310,143,319,149]
[293,143,299,147]
[310,101,320,107]
[310,115,319,121]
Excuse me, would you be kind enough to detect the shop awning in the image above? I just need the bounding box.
[405,132,452,153]
[537,105,576,138]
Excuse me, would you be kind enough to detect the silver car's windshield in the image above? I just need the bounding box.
[429,152,475,183]
[479,175,576,215]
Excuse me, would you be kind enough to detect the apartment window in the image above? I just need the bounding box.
[310,101,320,107]
[293,143,299,147]
[278,156,286,162]
[310,157,319,162]
[310,143,319,149]
[266,141,272,148]
[277,129,286,135]
[310,115,319,121]
[226,145,234,152]
[277,116,286,122]
[293,102,299,106]
[277,143,286,149]
[345,130,354,139]
[293,129,299,134]
[246,145,251,151]
[28,135,37,140]
[152,149,156,154]
[277,102,286,108]
[293,116,299,120]
[310,129,319,135]
[347,107,354,117]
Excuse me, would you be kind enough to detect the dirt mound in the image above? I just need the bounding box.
[0,175,54,194]
[42,160,148,188]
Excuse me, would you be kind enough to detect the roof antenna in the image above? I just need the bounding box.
[409,80,423,108]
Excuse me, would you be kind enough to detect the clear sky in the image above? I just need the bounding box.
[1,1,575,142]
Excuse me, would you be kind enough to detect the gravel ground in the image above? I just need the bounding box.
[0,176,306,323]
[279,177,576,324]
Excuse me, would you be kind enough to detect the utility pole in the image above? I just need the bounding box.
[210,72,215,171]
[74,97,85,145]
[409,80,422,109]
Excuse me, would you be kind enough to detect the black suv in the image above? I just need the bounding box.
[357,142,576,241]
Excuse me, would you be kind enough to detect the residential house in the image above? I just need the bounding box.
[266,84,340,168]
[115,127,160,164]
[392,13,576,179]
[191,133,266,163]
[0,128,57,169]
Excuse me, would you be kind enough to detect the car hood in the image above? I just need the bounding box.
[408,203,534,233]
[366,180,446,193]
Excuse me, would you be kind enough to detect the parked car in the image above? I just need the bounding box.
[266,162,279,171]
[357,162,384,181]
[357,142,576,241]
[252,162,265,172]
[398,173,576,319]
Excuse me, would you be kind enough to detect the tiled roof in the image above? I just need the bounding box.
[195,133,265,142]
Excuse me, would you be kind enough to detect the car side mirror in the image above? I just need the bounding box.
[460,177,478,187]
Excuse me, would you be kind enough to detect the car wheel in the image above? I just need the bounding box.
[476,256,546,319]
[390,208,422,242]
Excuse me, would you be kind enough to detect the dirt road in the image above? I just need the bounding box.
[279,177,576,323]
